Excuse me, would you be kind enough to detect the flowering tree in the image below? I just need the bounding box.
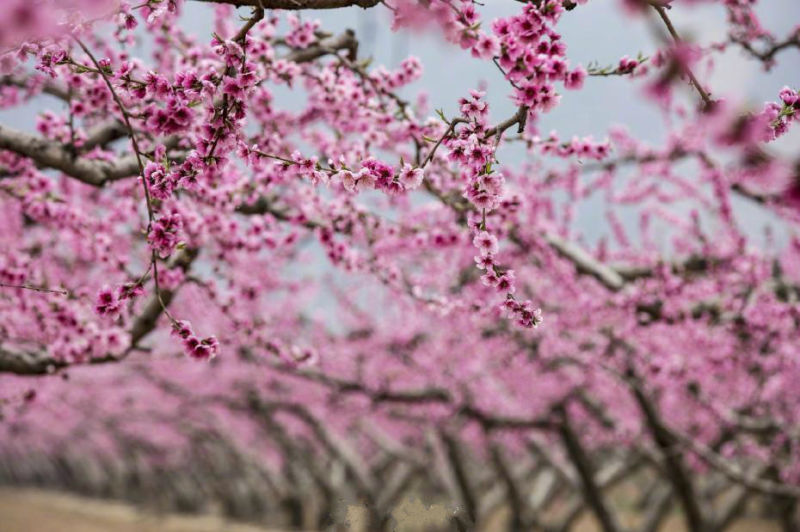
[1,0,799,530]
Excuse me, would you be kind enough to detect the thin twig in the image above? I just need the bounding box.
[74,38,176,326]
[0,283,68,295]
[420,117,467,168]
[652,5,714,109]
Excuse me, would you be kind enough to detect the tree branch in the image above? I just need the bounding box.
[556,406,622,532]
[284,30,358,63]
[189,0,380,9]
[80,120,128,152]
[627,374,707,532]
[0,249,198,375]
[0,74,70,101]
[652,4,714,109]
[440,431,479,526]
[544,233,625,291]
[0,124,139,186]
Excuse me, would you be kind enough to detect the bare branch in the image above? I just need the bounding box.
[556,407,622,532]
[628,376,707,532]
[731,32,800,63]
[232,6,264,43]
[80,120,128,152]
[638,485,673,532]
[0,348,65,375]
[440,431,479,526]
[544,233,625,291]
[0,124,139,186]
[490,444,528,530]
[672,431,800,498]
[285,30,358,63]
[0,74,70,101]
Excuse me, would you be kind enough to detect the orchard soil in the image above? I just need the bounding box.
[0,486,778,531]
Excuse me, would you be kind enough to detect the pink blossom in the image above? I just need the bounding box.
[397,163,424,189]
[473,231,499,256]
[94,286,121,317]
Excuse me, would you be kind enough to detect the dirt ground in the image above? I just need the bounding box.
[0,487,782,531]
[0,488,276,532]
